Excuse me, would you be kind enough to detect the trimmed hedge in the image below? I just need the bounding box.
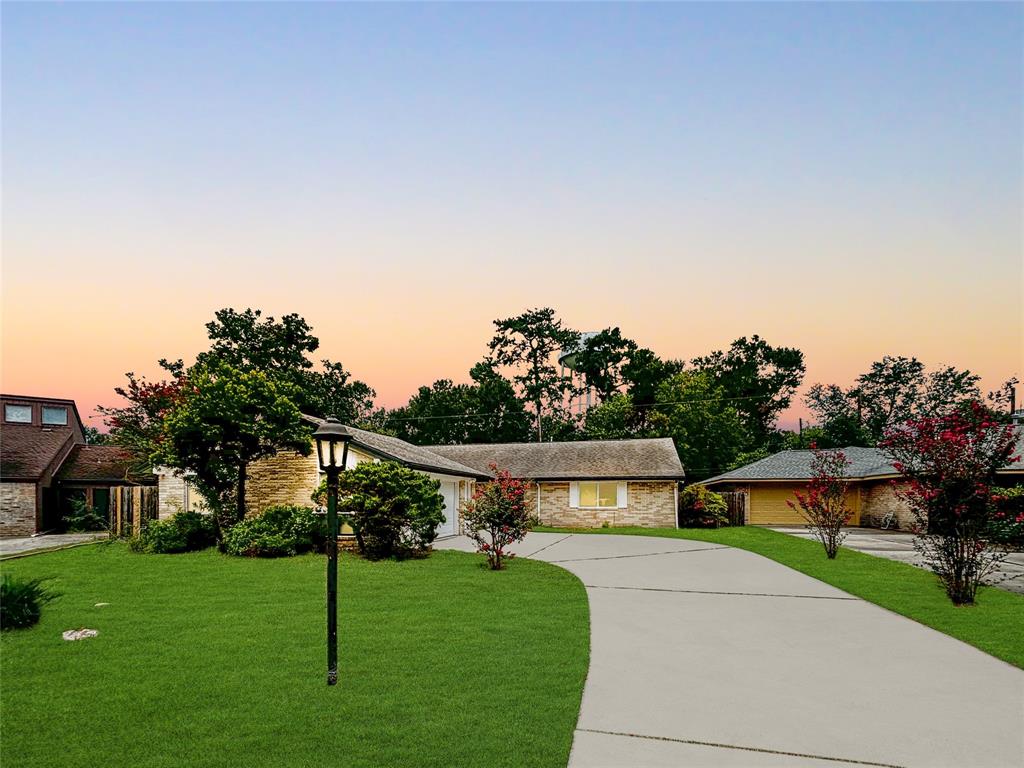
[223,506,326,558]
[129,511,217,554]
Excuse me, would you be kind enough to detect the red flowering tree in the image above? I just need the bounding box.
[879,401,1020,605]
[460,465,530,570]
[787,446,852,558]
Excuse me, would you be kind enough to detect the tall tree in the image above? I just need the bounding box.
[692,335,805,447]
[619,348,684,428]
[648,371,746,481]
[196,308,375,421]
[571,328,638,400]
[154,359,311,532]
[384,363,532,446]
[488,308,578,441]
[806,356,982,444]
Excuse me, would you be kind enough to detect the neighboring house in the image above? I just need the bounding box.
[156,419,685,535]
[429,438,684,528]
[701,426,1024,528]
[0,394,152,536]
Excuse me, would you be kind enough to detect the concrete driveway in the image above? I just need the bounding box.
[437,533,1024,768]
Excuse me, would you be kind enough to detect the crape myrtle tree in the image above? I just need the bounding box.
[786,446,853,559]
[460,465,531,570]
[153,359,311,535]
[488,307,579,442]
[879,401,1020,605]
[692,335,805,450]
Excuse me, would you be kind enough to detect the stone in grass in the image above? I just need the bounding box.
[62,628,99,641]
[94,602,110,607]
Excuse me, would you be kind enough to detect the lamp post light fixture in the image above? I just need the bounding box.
[313,417,352,686]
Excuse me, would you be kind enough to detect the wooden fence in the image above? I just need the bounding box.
[109,486,159,537]
[719,491,748,526]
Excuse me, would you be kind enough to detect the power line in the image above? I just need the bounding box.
[376,392,783,424]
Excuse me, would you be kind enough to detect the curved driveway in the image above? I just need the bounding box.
[439,532,1024,768]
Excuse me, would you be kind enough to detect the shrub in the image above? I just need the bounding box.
[130,511,217,554]
[461,465,530,570]
[1,575,60,630]
[65,497,108,533]
[678,485,728,528]
[326,462,443,560]
[786,446,852,559]
[990,486,1024,548]
[222,505,325,558]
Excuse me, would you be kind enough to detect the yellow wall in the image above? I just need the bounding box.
[748,483,861,526]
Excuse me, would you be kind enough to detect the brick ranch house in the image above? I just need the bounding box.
[0,394,154,536]
[700,426,1024,528]
[156,416,685,535]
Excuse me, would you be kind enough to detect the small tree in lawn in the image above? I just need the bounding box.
[879,401,1019,605]
[461,465,530,570]
[787,445,852,559]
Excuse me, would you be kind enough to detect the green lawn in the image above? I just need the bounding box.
[1,543,589,768]
[537,525,1024,669]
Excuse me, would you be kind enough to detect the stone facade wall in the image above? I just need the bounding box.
[861,481,915,529]
[535,480,676,528]
[1,482,37,536]
[157,473,187,519]
[244,450,321,516]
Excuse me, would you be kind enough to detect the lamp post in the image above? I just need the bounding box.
[313,417,352,686]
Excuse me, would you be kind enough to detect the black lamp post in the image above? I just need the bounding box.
[312,417,352,686]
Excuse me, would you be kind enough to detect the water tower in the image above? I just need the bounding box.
[559,331,598,415]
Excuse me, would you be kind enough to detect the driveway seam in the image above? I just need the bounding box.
[575,728,905,768]
[548,546,729,563]
[523,534,574,559]
[584,584,860,601]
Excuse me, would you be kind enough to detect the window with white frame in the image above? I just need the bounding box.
[574,481,624,509]
[41,406,68,425]
[4,404,31,423]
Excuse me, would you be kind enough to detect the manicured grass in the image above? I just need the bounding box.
[537,525,1024,669]
[1,543,589,768]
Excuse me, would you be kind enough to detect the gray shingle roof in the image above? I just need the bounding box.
[301,416,489,479]
[703,425,1024,485]
[427,438,685,481]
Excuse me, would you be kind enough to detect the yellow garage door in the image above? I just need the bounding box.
[749,484,860,526]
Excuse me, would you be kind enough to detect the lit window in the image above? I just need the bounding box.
[4,404,31,423]
[41,406,68,425]
[578,481,618,508]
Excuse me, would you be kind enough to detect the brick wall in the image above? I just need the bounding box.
[861,481,914,529]
[244,450,320,515]
[157,473,187,519]
[536,480,676,528]
[1,482,37,536]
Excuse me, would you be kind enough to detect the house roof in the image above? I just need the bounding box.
[55,445,155,485]
[702,425,1024,485]
[301,416,490,479]
[427,438,686,481]
[0,425,77,481]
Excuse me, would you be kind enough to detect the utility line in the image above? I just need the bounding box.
[377,392,784,423]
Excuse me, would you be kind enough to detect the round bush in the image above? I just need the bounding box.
[130,511,217,554]
[222,518,296,558]
[678,485,729,528]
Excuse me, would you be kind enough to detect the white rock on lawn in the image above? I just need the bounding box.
[62,629,99,641]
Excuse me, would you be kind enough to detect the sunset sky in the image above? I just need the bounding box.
[3,3,1021,429]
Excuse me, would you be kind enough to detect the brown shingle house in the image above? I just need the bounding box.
[0,394,152,536]
[429,438,685,528]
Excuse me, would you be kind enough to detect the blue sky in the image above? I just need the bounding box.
[2,2,1021,423]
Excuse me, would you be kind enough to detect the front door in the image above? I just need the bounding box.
[437,481,457,538]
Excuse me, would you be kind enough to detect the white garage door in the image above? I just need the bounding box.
[437,481,457,538]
